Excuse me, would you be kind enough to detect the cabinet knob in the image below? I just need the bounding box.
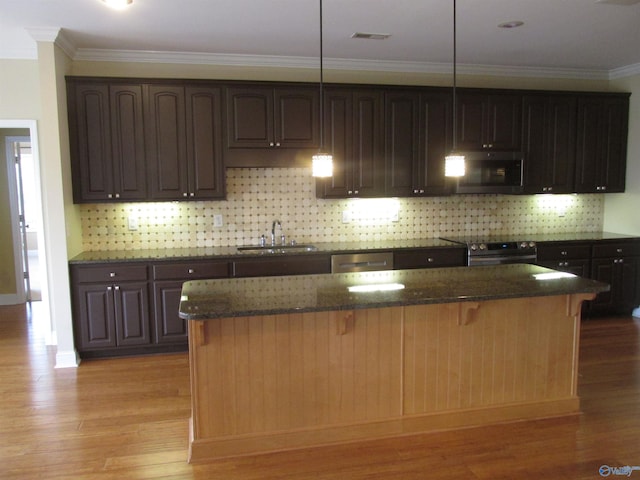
[561,251,567,256]
[115,193,120,198]
[269,142,275,147]
[183,192,188,197]
[275,142,281,147]
[114,285,120,291]
[190,192,195,197]
[427,258,434,263]
[110,272,116,277]
[107,194,113,199]
[107,286,113,291]
[354,190,359,195]
[188,268,195,274]
[617,248,623,253]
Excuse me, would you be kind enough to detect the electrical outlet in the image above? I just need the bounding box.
[213,214,224,227]
[128,215,138,231]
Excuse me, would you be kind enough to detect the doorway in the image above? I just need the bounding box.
[1,123,52,341]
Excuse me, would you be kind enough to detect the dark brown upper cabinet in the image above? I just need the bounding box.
[316,87,385,198]
[145,85,225,200]
[224,84,320,167]
[456,91,522,151]
[522,94,577,194]
[68,81,147,202]
[384,90,454,197]
[574,94,629,193]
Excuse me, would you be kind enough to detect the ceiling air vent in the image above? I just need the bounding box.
[351,32,391,40]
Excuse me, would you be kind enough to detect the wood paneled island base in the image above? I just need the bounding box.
[186,293,594,463]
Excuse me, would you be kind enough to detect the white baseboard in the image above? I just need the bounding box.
[55,349,80,368]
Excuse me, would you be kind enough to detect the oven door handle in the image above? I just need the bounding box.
[469,254,537,266]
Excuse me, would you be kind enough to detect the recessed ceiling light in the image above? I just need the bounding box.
[101,0,133,10]
[351,32,391,40]
[498,21,524,29]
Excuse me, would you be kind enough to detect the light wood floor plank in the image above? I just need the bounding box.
[1,303,640,479]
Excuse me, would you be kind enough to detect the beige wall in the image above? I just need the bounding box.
[0,59,40,299]
[605,73,640,235]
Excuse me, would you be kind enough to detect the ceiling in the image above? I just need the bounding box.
[2,0,640,78]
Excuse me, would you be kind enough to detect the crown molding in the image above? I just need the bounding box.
[24,27,77,59]
[609,62,640,79]
[72,47,618,80]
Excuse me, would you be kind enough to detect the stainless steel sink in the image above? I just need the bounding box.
[236,244,319,254]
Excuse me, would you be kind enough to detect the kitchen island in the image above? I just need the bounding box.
[179,264,608,463]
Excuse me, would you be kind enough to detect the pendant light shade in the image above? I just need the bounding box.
[444,0,465,178]
[312,0,333,178]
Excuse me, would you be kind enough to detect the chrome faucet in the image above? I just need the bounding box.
[271,220,285,246]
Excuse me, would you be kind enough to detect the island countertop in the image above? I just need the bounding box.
[179,264,609,320]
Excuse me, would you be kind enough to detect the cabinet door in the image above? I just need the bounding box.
[114,282,151,347]
[486,94,522,150]
[69,83,114,202]
[457,93,521,151]
[185,86,225,199]
[153,281,187,345]
[417,92,453,195]
[146,85,189,199]
[274,87,319,148]
[316,89,353,198]
[226,86,274,148]
[351,90,385,197]
[110,84,148,200]
[74,284,117,350]
[384,91,419,197]
[456,93,485,150]
[575,95,629,193]
[522,95,576,194]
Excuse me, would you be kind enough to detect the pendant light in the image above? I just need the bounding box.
[444,0,465,177]
[312,0,333,177]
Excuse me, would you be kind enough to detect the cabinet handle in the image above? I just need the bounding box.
[107,194,113,199]
[561,251,568,256]
[617,248,623,253]
[354,190,359,195]
[183,192,188,197]
[275,142,281,147]
[114,285,120,291]
[110,272,116,277]
[115,193,120,198]
[427,258,434,263]
[269,142,275,147]
[190,192,195,197]
[107,286,113,291]
[188,268,195,274]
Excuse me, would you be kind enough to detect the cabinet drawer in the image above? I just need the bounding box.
[153,261,229,280]
[72,264,148,283]
[592,242,640,258]
[233,254,331,278]
[536,243,591,261]
[394,248,466,269]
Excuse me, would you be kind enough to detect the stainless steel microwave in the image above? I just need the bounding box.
[455,151,524,194]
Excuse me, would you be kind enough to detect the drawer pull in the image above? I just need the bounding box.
[427,258,434,263]
[110,272,116,278]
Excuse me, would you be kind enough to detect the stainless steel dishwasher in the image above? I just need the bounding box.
[330,252,394,273]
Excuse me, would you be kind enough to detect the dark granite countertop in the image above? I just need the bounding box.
[68,238,461,264]
[68,232,640,264]
[179,264,609,320]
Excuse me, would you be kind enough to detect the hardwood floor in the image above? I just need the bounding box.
[1,303,639,479]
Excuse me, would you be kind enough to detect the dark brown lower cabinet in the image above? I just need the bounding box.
[590,242,640,315]
[74,281,151,352]
[152,281,188,344]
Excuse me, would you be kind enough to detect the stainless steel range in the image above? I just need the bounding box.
[441,236,537,266]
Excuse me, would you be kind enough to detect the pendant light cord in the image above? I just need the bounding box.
[319,0,325,151]
[452,0,458,152]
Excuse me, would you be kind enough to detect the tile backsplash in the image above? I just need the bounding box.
[80,168,604,251]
